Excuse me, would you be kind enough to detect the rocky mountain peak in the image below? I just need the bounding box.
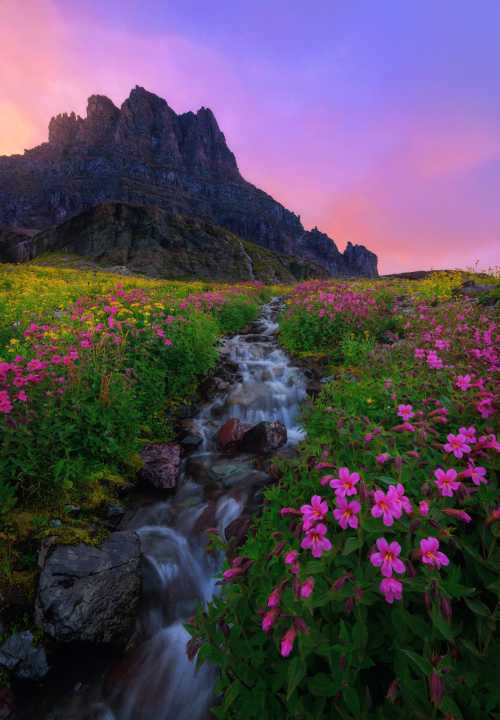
[0,86,378,277]
[48,111,84,147]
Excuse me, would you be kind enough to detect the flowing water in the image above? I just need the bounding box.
[33,299,306,720]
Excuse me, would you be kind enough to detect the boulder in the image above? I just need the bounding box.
[240,421,287,454]
[0,631,49,681]
[216,418,251,451]
[36,531,141,646]
[179,434,203,451]
[140,443,181,489]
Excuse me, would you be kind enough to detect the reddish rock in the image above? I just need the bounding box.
[216,419,250,451]
[240,421,287,455]
[140,443,181,489]
[0,688,14,720]
[225,515,251,546]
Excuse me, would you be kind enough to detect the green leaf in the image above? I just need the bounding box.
[287,656,306,700]
[222,680,243,712]
[343,535,363,556]
[308,672,339,697]
[440,696,464,720]
[464,597,491,617]
[431,605,455,641]
[342,686,361,716]
[400,649,433,677]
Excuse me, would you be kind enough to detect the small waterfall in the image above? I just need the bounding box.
[39,298,306,720]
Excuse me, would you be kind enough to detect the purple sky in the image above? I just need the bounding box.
[1,0,499,272]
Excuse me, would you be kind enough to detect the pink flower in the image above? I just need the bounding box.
[267,587,282,608]
[300,495,328,530]
[371,490,397,526]
[477,397,494,418]
[435,339,450,350]
[284,550,298,566]
[80,339,92,349]
[388,484,412,516]
[397,404,414,421]
[27,358,46,371]
[434,468,461,497]
[0,390,13,414]
[301,524,332,558]
[280,626,297,657]
[477,434,500,452]
[442,508,472,524]
[455,374,472,391]
[443,433,471,459]
[280,507,301,517]
[419,500,430,516]
[420,537,449,569]
[223,567,243,581]
[427,351,443,369]
[459,426,477,445]
[379,577,403,604]
[370,538,406,577]
[299,577,315,599]
[329,467,360,497]
[333,498,361,530]
[463,464,488,486]
[414,348,426,359]
[262,608,279,633]
[16,391,28,402]
[376,452,391,464]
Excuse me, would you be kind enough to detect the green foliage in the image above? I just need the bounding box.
[214,297,259,334]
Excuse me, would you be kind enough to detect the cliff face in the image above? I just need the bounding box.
[2,203,328,283]
[0,86,378,277]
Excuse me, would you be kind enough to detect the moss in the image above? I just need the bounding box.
[41,523,107,546]
[6,512,41,542]
[8,570,37,601]
[122,452,144,475]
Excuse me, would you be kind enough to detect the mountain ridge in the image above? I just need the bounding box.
[0,86,378,278]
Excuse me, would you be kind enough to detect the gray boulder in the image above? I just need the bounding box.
[36,531,141,646]
[0,631,49,681]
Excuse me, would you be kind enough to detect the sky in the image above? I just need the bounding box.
[1,0,499,273]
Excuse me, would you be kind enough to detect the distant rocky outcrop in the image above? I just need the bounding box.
[16,202,326,281]
[0,87,378,278]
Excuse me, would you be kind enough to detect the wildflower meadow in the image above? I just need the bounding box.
[0,263,498,719]
[192,273,499,720]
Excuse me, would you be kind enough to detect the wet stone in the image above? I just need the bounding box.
[140,443,181,490]
[0,631,49,681]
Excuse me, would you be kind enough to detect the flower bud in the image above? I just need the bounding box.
[386,679,399,703]
[440,596,453,622]
[428,672,444,706]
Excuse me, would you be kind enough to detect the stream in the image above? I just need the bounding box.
[30,298,307,720]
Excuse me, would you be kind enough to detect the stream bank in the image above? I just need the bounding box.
[11,297,312,720]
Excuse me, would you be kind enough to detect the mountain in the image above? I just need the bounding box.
[0,86,378,278]
[2,202,327,282]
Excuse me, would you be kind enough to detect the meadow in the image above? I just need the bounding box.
[0,262,498,719]
[193,271,500,720]
[0,262,272,595]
